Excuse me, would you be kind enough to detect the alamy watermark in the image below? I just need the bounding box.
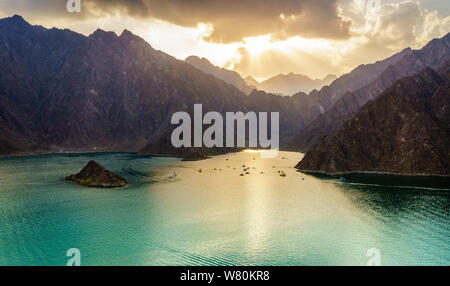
[171,104,279,158]
[66,248,81,266]
[66,0,81,13]
[366,248,381,266]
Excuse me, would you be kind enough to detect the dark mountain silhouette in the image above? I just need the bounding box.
[258,44,415,133]
[296,64,450,176]
[1,15,448,165]
[285,33,450,152]
[0,15,312,157]
[291,47,413,122]
[185,55,254,94]
[256,72,337,95]
[234,47,415,136]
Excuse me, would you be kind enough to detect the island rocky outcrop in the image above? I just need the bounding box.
[66,161,128,188]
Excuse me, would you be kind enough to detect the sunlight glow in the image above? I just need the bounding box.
[19,0,449,81]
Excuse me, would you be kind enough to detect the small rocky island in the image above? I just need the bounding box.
[66,160,128,188]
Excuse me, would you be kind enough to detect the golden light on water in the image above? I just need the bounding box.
[243,149,264,153]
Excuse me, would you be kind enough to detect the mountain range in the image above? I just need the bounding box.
[284,33,450,152]
[185,55,336,95]
[252,73,337,95]
[296,62,450,176]
[0,15,449,175]
[0,15,312,157]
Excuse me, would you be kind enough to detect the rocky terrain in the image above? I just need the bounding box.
[66,160,128,188]
[296,64,450,176]
[285,33,450,152]
[0,15,313,158]
[1,15,448,173]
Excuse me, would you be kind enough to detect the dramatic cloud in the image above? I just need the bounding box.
[0,0,86,20]
[0,0,448,80]
[344,0,450,59]
[0,0,352,43]
[230,0,450,79]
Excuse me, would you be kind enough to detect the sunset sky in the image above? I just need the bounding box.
[0,0,449,80]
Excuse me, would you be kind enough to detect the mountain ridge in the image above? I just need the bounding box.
[295,65,450,176]
[185,55,254,94]
[256,72,337,95]
[284,32,450,152]
[0,15,314,157]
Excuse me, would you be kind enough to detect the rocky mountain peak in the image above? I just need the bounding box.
[90,29,118,42]
[7,15,28,25]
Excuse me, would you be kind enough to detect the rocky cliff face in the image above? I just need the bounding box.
[296,65,450,176]
[294,47,413,114]
[0,15,312,157]
[285,33,450,152]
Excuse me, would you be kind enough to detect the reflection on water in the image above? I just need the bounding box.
[0,151,448,265]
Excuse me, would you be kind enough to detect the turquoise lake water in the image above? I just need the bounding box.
[0,152,449,266]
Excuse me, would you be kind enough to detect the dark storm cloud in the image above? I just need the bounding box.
[0,0,351,43]
[89,0,351,42]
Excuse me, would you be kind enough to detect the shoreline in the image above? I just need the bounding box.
[296,169,450,178]
[2,150,448,178]
[0,148,242,162]
[0,150,183,160]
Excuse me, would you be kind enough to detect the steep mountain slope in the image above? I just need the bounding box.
[285,33,450,152]
[263,45,414,133]
[257,73,336,95]
[0,15,311,156]
[296,66,450,176]
[185,56,253,94]
[297,47,413,113]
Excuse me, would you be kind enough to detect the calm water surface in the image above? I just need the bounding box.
[0,151,448,266]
